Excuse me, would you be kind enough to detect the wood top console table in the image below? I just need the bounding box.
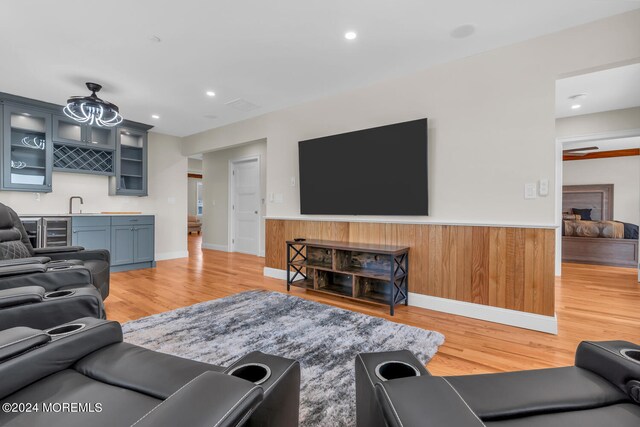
[286,239,409,315]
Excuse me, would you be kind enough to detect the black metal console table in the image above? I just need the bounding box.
[286,239,409,315]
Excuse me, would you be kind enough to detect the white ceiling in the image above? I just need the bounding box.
[2,1,639,137]
[556,63,640,118]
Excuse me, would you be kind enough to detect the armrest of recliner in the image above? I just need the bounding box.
[38,248,111,264]
[374,376,486,427]
[0,318,122,399]
[33,246,84,254]
[0,286,45,308]
[225,351,301,427]
[0,263,47,277]
[575,340,640,396]
[0,326,51,363]
[130,371,263,427]
[0,265,91,292]
[0,257,51,267]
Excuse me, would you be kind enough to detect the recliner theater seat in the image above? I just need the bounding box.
[356,340,640,427]
[0,318,301,427]
[0,202,110,299]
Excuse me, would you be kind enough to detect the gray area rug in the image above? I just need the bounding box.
[122,290,444,426]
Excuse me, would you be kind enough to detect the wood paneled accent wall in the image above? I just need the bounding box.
[266,219,555,316]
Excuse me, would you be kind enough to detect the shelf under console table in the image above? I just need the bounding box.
[286,239,409,315]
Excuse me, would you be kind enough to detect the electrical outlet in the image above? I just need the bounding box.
[274,193,284,203]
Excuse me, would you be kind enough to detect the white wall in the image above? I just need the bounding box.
[182,10,640,229]
[0,132,188,260]
[202,140,267,255]
[188,158,203,173]
[556,107,640,138]
[187,177,201,217]
[563,156,640,224]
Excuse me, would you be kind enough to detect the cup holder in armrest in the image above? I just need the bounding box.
[46,323,85,337]
[375,361,422,382]
[621,349,640,364]
[44,290,75,299]
[228,363,272,385]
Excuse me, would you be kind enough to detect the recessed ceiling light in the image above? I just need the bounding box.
[151,114,160,119]
[451,24,476,39]
[206,91,216,97]
[571,104,581,109]
[344,31,357,40]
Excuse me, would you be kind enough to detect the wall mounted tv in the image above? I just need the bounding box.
[299,118,428,215]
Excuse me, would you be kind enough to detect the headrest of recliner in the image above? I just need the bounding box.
[0,204,14,230]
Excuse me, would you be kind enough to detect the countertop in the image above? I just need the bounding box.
[19,213,151,217]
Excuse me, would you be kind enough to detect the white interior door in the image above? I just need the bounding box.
[231,158,260,255]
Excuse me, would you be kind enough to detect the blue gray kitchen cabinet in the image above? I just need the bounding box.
[71,216,111,251]
[71,215,155,272]
[110,216,155,271]
[1,103,53,192]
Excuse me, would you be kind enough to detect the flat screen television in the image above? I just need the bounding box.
[298,118,428,215]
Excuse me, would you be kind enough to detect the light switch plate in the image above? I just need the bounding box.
[524,183,537,199]
[538,179,549,196]
[290,177,296,187]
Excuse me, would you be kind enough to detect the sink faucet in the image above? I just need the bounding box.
[69,196,84,214]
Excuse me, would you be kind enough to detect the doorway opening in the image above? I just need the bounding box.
[555,62,640,279]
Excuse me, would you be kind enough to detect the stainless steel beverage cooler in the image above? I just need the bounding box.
[19,216,71,248]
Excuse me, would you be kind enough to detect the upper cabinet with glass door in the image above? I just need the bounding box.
[1,103,53,192]
[52,115,115,149]
[110,126,148,196]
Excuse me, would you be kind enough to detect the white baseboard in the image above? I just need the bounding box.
[202,243,229,252]
[262,267,558,334]
[408,293,557,334]
[263,267,305,282]
[155,250,189,261]
[264,267,287,280]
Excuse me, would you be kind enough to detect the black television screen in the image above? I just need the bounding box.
[299,118,428,215]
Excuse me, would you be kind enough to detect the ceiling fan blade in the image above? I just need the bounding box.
[563,146,599,154]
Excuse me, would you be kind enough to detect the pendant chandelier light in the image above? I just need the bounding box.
[63,82,123,127]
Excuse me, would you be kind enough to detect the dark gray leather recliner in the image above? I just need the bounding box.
[356,341,640,427]
[0,318,301,427]
[0,202,110,299]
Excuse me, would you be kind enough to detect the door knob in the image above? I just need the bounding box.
[254,211,258,214]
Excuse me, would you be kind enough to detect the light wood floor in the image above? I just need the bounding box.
[106,235,640,376]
